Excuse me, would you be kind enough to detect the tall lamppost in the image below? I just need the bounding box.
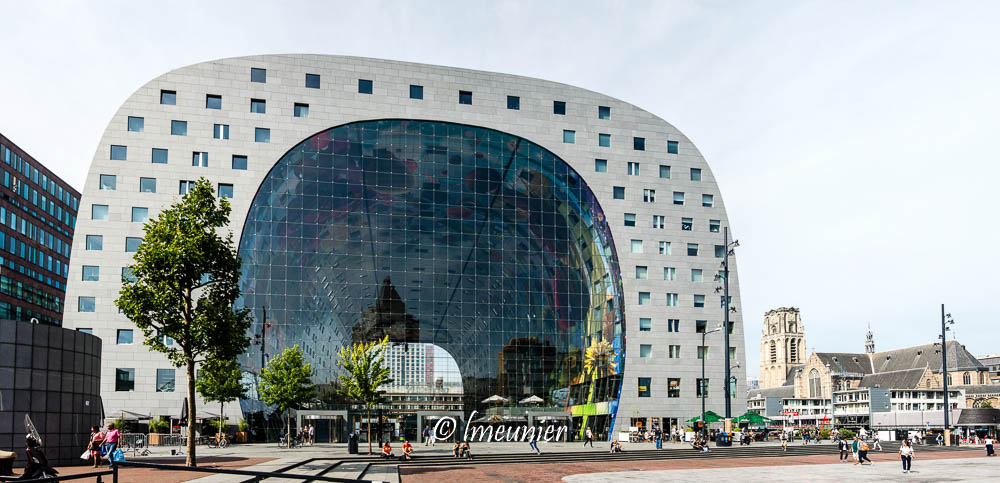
[935,305,955,446]
[715,227,739,432]
[701,324,723,440]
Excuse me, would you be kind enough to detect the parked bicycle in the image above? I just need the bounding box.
[208,433,230,449]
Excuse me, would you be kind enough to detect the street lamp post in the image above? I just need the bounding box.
[938,305,955,446]
[716,228,739,433]
[701,325,722,441]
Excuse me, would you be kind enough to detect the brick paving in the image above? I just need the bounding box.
[399,449,982,482]
[10,457,275,483]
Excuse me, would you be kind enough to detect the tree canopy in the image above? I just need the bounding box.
[336,336,393,454]
[259,345,316,447]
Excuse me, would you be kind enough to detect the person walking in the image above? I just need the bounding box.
[422,426,431,446]
[872,434,882,451]
[986,435,995,456]
[528,431,541,455]
[583,427,594,448]
[839,438,849,462]
[858,439,873,465]
[899,440,914,473]
[87,426,104,468]
[780,431,787,452]
[309,424,315,446]
[851,436,860,464]
[104,423,121,469]
[654,427,662,449]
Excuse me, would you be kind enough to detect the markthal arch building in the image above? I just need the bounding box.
[65,55,745,441]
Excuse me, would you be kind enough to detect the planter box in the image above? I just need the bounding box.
[235,432,248,443]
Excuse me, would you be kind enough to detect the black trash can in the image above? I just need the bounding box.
[348,433,359,454]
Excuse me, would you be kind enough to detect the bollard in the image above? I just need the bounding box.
[112,465,118,483]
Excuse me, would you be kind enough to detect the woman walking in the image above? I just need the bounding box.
[899,440,914,473]
[104,423,121,469]
[87,426,104,468]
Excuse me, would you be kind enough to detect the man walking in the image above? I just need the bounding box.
[858,439,873,465]
[872,434,882,451]
[780,431,787,451]
[851,436,860,464]
[654,427,662,449]
[986,435,995,456]
[583,427,594,448]
[422,426,430,446]
[528,431,541,455]
[839,438,849,462]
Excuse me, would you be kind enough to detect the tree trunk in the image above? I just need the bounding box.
[219,402,224,443]
[287,409,292,449]
[366,408,373,455]
[186,359,197,466]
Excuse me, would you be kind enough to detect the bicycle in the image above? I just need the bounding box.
[208,433,230,449]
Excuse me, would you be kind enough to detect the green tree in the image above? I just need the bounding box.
[115,178,252,466]
[336,336,393,455]
[259,345,316,448]
[196,357,247,440]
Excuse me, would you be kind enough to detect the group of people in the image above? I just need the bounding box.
[299,424,316,446]
[837,436,876,465]
[380,440,414,460]
[451,440,473,458]
[86,423,122,469]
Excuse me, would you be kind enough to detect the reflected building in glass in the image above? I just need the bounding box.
[66,55,745,440]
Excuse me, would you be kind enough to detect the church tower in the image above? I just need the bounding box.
[759,307,807,389]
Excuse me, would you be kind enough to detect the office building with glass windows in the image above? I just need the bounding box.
[0,133,79,326]
[64,55,746,439]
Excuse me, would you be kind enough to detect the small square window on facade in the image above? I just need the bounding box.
[409,85,423,99]
[179,180,194,195]
[99,174,117,190]
[638,377,651,397]
[116,329,133,344]
[627,162,639,176]
[152,148,168,164]
[110,145,127,160]
[294,103,309,118]
[687,243,699,256]
[613,187,625,199]
[595,159,607,172]
[673,191,684,205]
[91,204,108,220]
[638,292,650,305]
[140,177,156,193]
[206,94,222,109]
[630,239,643,253]
[667,140,679,154]
[553,101,566,115]
[459,90,472,105]
[82,265,99,281]
[682,217,693,230]
[213,124,230,139]
[640,344,652,358]
[127,116,144,132]
[635,266,647,279]
[633,137,645,151]
[598,106,611,120]
[122,267,136,283]
[624,213,636,227]
[639,318,651,332]
[160,90,176,105]
[709,220,721,233]
[125,237,142,252]
[668,320,679,332]
[715,245,726,258]
[115,368,135,392]
[232,155,248,170]
[192,152,208,167]
[170,120,187,136]
[563,130,575,144]
[131,207,148,223]
[250,67,266,83]
[156,369,176,392]
[78,296,96,312]
[507,96,520,110]
[664,267,675,280]
[668,378,681,397]
[643,189,655,203]
[691,269,703,282]
[305,73,321,89]
[691,168,702,181]
[694,294,706,308]
[599,133,610,147]
[659,165,671,179]
[86,235,103,250]
[255,128,270,143]
[666,293,678,306]
[218,183,234,199]
[250,99,266,113]
[358,79,373,94]
[659,241,671,255]
[652,215,665,229]
[702,194,714,207]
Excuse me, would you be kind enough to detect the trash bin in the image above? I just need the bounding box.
[348,433,358,454]
[0,450,15,476]
[716,433,733,447]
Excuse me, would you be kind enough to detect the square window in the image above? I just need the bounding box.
[673,192,684,205]
[160,90,176,105]
[696,320,707,333]
[638,377,651,397]
[664,267,675,280]
[668,378,680,397]
[218,183,234,199]
[255,128,270,143]
[666,293,678,306]
[251,67,266,83]
[86,235,103,250]
[232,155,248,170]
[630,239,643,253]
[125,237,142,252]
[305,73,321,89]
[627,162,640,176]
[99,175,117,191]
[409,84,423,99]
[635,266,647,279]
[599,133,610,147]
[688,243,699,256]
[91,204,108,220]
[459,90,472,105]
[507,96,520,110]
[140,177,156,193]
[595,159,607,172]
[682,217,693,231]
[697,379,709,397]
[170,120,187,136]
[640,344,652,358]
[613,186,625,199]
[127,116,144,132]
[643,189,655,203]
[553,101,566,115]
[294,103,309,118]
[653,215,665,229]
[110,145,127,161]
[562,130,576,143]
[659,165,671,179]
[156,368,176,392]
[250,99,266,113]
[152,148,168,164]
[179,180,194,195]
[634,137,645,151]
[709,220,721,233]
[702,194,714,208]
[131,207,148,223]
[715,245,725,258]
[667,140,679,154]
[697,346,709,359]
[213,124,230,140]
[624,213,636,227]
[358,79,373,94]
[638,292,650,305]
[192,152,208,167]
[598,106,610,120]
[79,296,96,312]
[659,241,671,255]
[639,318,651,332]
[82,265,99,281]
[691,168,702,181]
[206,94,222,109]
[667,319,679,332]
[115,368,135,392]
[691,269,703,282]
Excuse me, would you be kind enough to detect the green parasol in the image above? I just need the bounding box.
[732,411,773,424]
[686,411,724,423]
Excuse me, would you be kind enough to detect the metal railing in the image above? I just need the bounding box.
[0,469,113,482]
[1,461,379,483]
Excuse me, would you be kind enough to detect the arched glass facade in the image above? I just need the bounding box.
[238,120,625,418]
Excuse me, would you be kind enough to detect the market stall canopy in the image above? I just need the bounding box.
[686,411,723,423]
[519,395,544,405]
[733,411,773,424]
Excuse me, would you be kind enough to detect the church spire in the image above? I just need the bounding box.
[865,323,875,354]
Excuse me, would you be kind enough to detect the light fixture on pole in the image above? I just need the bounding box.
[701,324,722,441]
[715,227,739,433]
[935,306,955,446]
